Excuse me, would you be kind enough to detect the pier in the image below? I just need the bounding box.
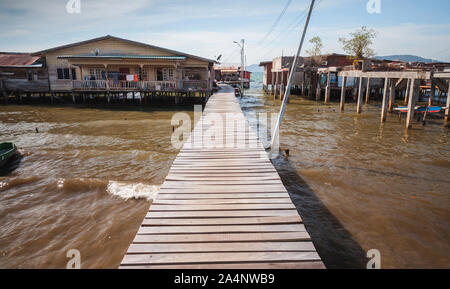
[120,85,324,269]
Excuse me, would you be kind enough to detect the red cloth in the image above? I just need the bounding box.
[134,74,138,82]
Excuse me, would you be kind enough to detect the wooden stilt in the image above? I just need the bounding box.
[340,76,346,112]
[380,78,389,122]
[429,78,435,106]
[365,77,371,104]
[388,78,396,112]
[404,79,411,105]
[324,72,331,104]
[406,79,418,129]
[445,84,450,125]
[357,77,363,114]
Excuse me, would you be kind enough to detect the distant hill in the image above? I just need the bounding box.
[375,55,444,63]
[246,64,264,73]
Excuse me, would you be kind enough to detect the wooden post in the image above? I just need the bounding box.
[388,78,396,112]
[357,77,363,114]
[315,75,321,101]
[404,79,411,105]
[429,78,435,106]
[271,71,275,94]
[274,71,279,98]
[380,78,389,122]
[340,76,346,112]
[324,72,331,104]
[445,84,450,125]
[365,77,370,104]
[280,70,284,99]
[406,79,418,129]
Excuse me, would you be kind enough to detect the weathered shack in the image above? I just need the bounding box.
[0,53,49,94]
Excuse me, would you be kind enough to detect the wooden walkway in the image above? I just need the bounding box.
[120,85,324,269]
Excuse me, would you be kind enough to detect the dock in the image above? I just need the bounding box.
[120,85,324,269]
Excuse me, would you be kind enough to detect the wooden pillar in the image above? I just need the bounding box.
[315,75,321,101]
[340,76,346,112]
[429,78,435,106]
[380,78,389,122]
[406,79,418,129]
[445,84,450,125]
[280,70,284,99]
[357,77,363,114]
[274,71,279,98]
[271,71,275,94]
[388,78,396,112]
[404,79,411,105]
[365,77,371,104]
[324,72,331,104]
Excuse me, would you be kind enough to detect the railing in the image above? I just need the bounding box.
[72,80,177,91]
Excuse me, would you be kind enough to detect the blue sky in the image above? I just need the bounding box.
[0,0,449,64]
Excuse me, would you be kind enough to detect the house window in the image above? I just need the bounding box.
[156,68,174,81]
[89,68,105,80]
[142,69,148,80]
[71,68,76,80]
[57,68,71,80]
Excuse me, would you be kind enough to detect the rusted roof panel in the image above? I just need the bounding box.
[0,53,40,66]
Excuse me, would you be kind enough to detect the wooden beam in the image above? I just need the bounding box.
[404,78,411,105]
[324,72,331,104]
[356,77,363,114]
[339,70,431,80]
[388,78,396,112]
[406,79,418,129]
[380,78,389,122]
[445,84,450,125]
[340,76,346,112]
[429,78,435,106]
[365,77,370,104]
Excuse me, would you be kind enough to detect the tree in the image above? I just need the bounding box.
[305,36,323,66]
[339,26,378,60]
[306,36,323,56]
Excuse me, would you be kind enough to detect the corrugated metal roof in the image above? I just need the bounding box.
[0,53,41,66]
[57,54,186,60]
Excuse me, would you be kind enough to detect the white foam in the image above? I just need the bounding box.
[106,181,159,201]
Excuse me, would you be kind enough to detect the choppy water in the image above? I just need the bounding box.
[0,105,190,268]
[240,78,450,269]
[0,80,449,268]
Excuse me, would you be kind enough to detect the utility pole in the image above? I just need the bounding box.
[234,39,245,96]
[270,0,315,149]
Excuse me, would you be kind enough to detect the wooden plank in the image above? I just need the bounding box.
[148,203,296,211]
[120,261,326,269]
[137,224,306,235]
[121,251,321,265]
[127,242,316,254]
[152,198,293,205]
[157,193,290,199]
[143,216,302,226]
[132,232,311,244]
[146,209,299,219]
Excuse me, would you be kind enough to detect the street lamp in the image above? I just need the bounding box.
[234,39,245,96]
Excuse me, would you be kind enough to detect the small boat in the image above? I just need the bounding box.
[394,106,443,113]
[0,142,17,167]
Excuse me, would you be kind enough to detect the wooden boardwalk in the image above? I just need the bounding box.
[120,85,324,269]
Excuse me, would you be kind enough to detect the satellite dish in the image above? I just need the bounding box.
[94,48,100,56]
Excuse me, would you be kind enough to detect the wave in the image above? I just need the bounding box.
[106,181,159,201]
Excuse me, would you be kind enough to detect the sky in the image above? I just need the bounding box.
[0,0,449,65]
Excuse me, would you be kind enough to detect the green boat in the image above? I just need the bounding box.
[0,142,17,167]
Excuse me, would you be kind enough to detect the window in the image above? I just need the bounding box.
[156,68,174,81]
[89,68,105,80]
[71,68,76,80]
[57,68,70,80]
[142,69,148,81]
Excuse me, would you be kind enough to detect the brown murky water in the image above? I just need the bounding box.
[240,87,450,269]
[0,86,449,269]
[0,105,192,268]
